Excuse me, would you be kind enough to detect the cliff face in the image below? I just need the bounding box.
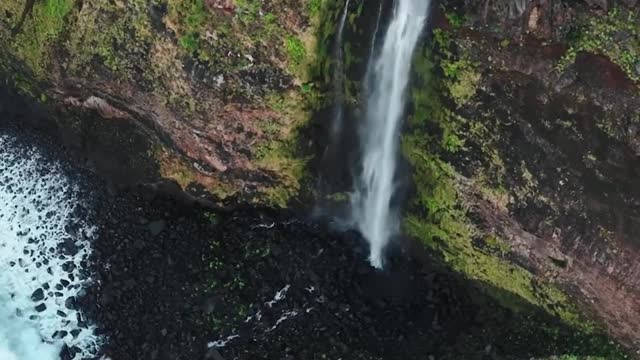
[3,0,640,358]
[0,0,339,206]
[402,0,640,354]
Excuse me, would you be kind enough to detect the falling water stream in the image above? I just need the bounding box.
[0,2,431,358]
[329,0,352,138]
[363,0,384,95]
[350,0,431,268]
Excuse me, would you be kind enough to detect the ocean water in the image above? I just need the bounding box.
[0,133,101,360]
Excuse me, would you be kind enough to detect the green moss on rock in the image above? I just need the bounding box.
[0,0,336,208]
[432,28,481,108]
[9,0,72,77]
[402,36,627,358]
[558,6,640,81]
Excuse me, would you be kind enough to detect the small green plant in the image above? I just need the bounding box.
[484,234,511,256]
[235,0,261,24]
[286,35,307,66]
[308,0,323,17]
[45,0,73,18]
[445,11,466,28]
[204,211,218,225]
[184,0,207,30]
[432,29,481,107]
[180,32,199,52]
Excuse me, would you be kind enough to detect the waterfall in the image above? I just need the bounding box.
[351,0,430,268]
[363,0,384,95]
[329,0,351,138]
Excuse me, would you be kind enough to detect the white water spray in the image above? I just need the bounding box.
[351,0,430,268]
[0,295,61,360]
[363,0,384,95]
[329,0,351,138]
[0,133,101,360]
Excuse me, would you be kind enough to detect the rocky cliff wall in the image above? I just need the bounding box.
[0,0,345,207]
[403,0,640,355]
[3,0,640,357]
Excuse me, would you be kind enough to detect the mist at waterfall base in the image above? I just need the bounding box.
[323,0,431,269]
[0,132,100,360]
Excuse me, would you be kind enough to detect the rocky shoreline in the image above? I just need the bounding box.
[1,88,629,359]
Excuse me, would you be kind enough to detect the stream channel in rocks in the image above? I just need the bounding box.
[0,93,624,359]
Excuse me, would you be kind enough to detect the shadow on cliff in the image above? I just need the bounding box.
[0,84,622,358]
[74,179,620,360]
[0,84,161,189]
[76,182,620,360]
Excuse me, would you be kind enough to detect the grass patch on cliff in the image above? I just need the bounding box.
[154,145,240,201]
[166,0,314,73]
[406,46,572,322]
[403,134,565,319]
[65,0,154,77]
[402,130,623,358]
[169,0,207,53]
[249,0,343,206]
[11,0,74,77]
[254,91,311,207]
[286,35,307,67]
[308,0,347,87]
[558,6,640,81]
[433,28,481,108]
[307,0,323,17]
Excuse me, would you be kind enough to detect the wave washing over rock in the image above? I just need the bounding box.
[0,133,101,360]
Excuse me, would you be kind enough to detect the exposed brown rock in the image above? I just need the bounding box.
[205,0,235,14]
[574,52,637,91]
[82,96,130,120]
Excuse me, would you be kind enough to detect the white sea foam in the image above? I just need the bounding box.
[0,134,101,360]
[0,294,61,360]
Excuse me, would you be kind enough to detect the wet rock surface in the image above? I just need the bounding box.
[77,191,614,360]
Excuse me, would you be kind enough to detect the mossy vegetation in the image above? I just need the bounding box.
[558,6,640,81]
[152,0,335,207]
[250,0,343,206]
[433,27,481,108]
[0,0,333,208]
[402,25,627,357]
[66,0,154,78]
[10,0,73,78]
[162,0,316,77]
[253,91,311,207]
[154,145,240,201]
[286,35,307,69]
[0,0,321,96]
[307,0,348,89]
[407,43,547,323]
